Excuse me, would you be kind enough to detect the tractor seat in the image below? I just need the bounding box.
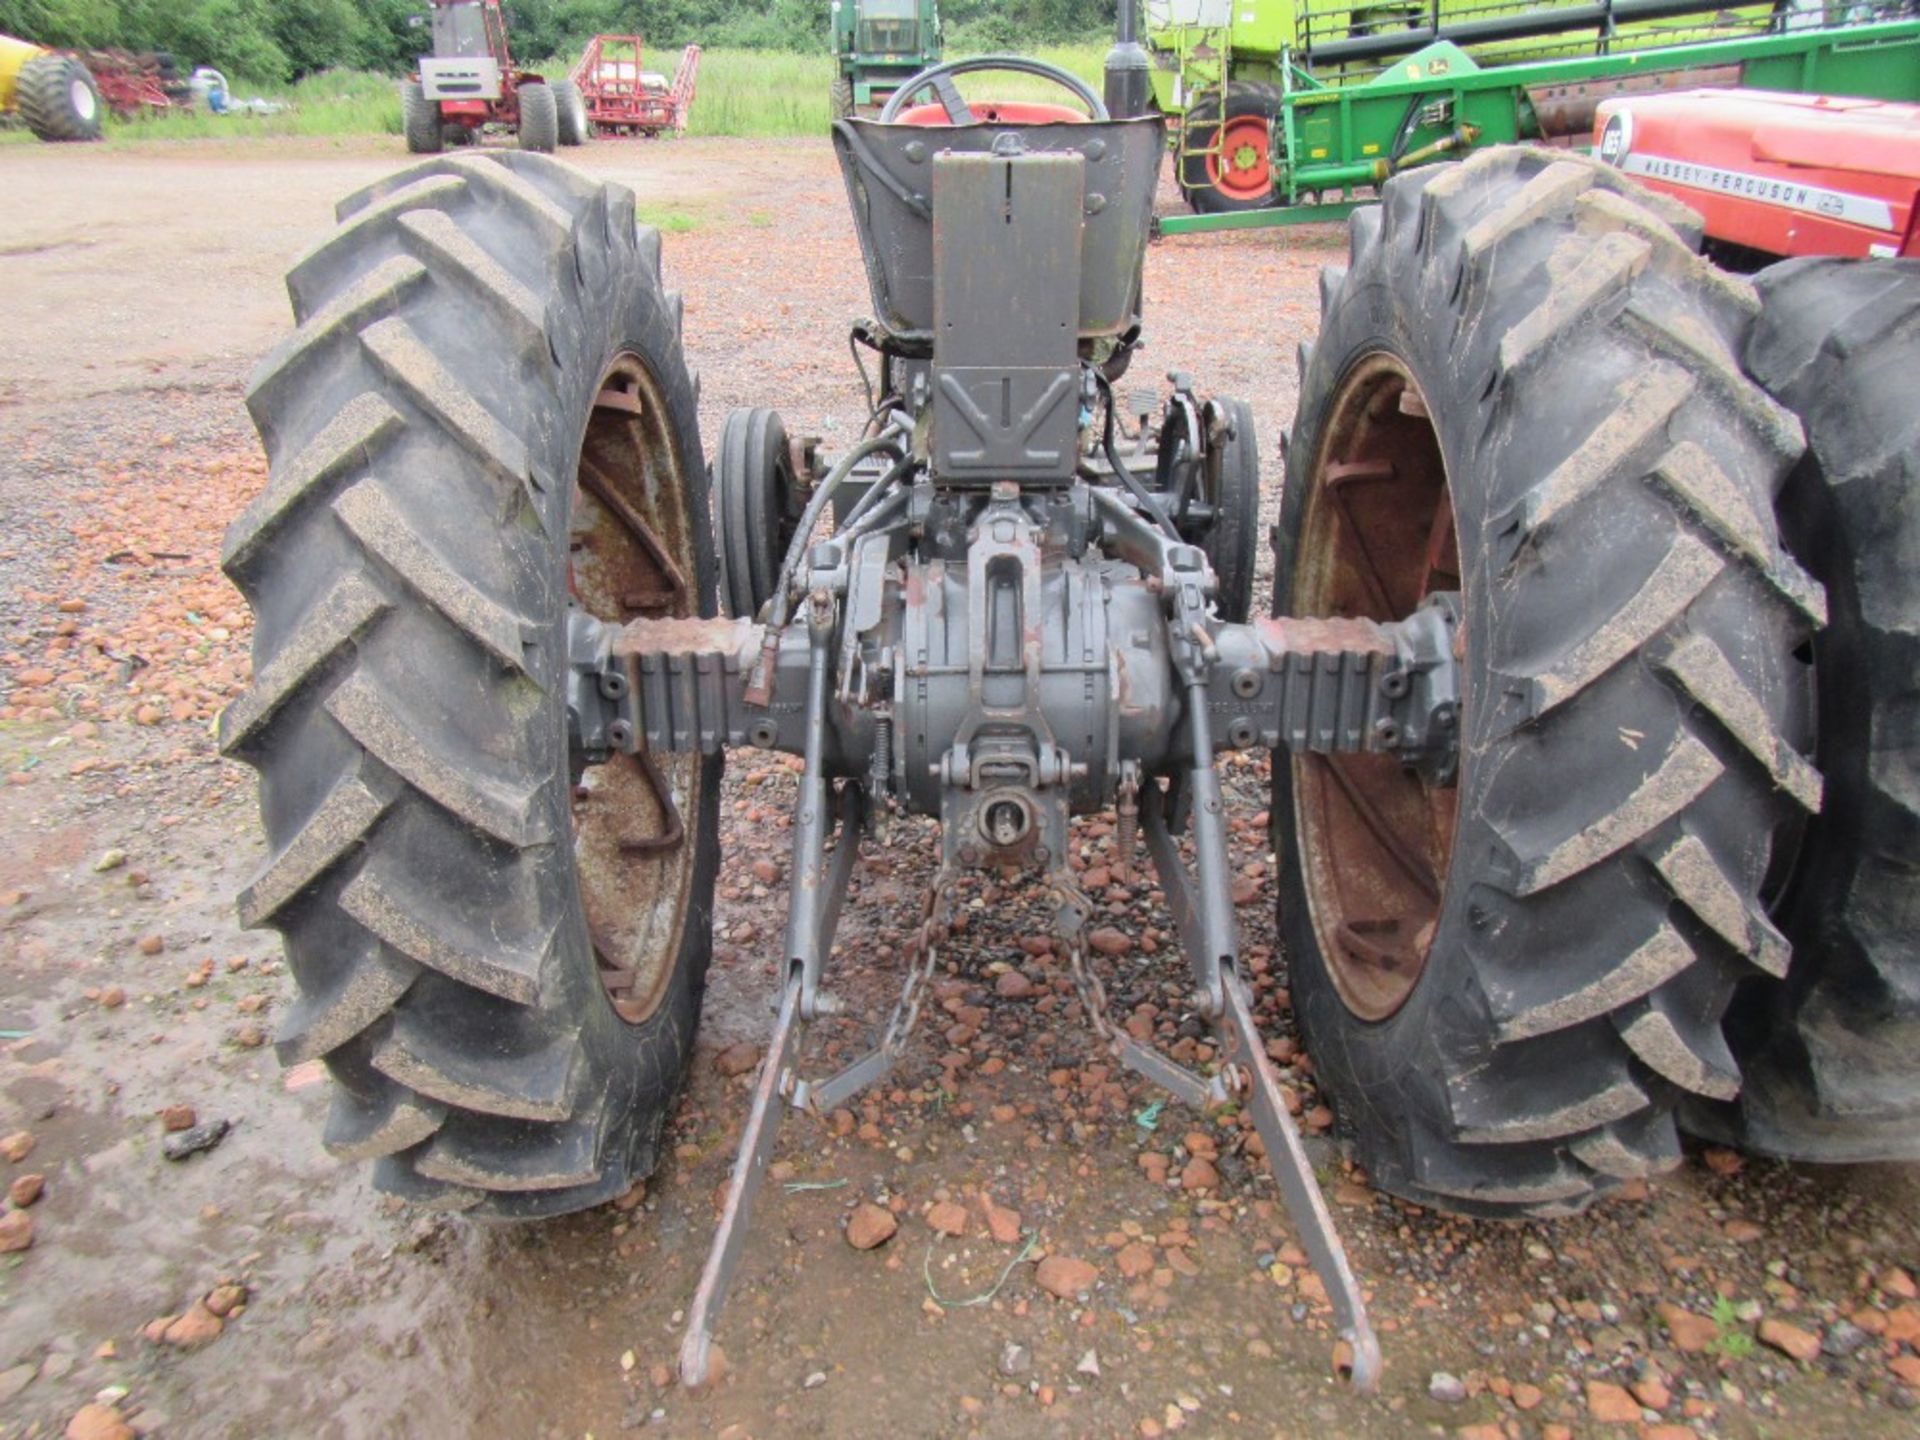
[892,100,1090,126]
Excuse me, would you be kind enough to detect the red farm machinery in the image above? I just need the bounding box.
[569,35,700,138]
[401,0,588,154]
[1595,89,1920,264]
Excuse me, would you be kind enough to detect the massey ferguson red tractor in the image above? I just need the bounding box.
[400,0,588,154]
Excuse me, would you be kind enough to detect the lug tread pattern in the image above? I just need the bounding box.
[237,756,401,928]
[1688,256,1920,1159]
[218,574,392,754]
[1283,144,1817,1216]
[222,393,405,574]
[334,477,534,671]
[225,153,717,1211]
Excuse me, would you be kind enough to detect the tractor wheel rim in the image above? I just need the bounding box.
[569,352,702,1026]
[1290,353,1462,1022]
[71,79,98,122]
[1209,114,1271,199]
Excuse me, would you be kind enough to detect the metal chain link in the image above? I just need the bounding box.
[877,873,952,1058]
[1052,879,1123,1049]
[1064,928,1124,1048]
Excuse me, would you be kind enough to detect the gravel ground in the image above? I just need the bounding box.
[0,135,1915,1440]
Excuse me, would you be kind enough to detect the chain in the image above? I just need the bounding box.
[1052,879,1123,1049]
[878,873,952,1058]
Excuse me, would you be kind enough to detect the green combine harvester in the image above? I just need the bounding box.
[1144,0,1920,228]
[831,0,944,116]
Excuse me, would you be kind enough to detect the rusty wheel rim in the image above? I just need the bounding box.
[1291,353,1462,1022]
[569,353,701,1026]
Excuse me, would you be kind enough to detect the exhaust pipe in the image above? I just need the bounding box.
[1104,0,1152,120]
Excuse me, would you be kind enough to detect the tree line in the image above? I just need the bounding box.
[0,0,1116,82]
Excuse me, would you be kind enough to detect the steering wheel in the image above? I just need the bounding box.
[876,56,1109,126]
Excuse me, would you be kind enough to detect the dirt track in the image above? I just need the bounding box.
[0,135,1916,1440]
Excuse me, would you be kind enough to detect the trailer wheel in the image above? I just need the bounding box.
[400,80,442,154]
[554,79,589,145]
[518,82,558,153]
[830,78,855,120]
[16,53,104,142]
[1274,147,1818,1216]
[1684,258,1920,1161]
[221,153,719,1216]
[1180,82,1279,215]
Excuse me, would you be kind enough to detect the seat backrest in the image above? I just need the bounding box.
[832,115,1165,352]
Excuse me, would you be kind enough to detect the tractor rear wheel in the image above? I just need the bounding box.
[1274,147,1819,1216]
[1180,83,1280,215]
[17,53,104,142]
[1687,258,1920,1161]
[400,80,441,154]
[221,153,720,1216]
[518,82,558,153]
[554,79,589,145]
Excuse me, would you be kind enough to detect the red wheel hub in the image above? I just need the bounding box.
[1209,114,1272,200]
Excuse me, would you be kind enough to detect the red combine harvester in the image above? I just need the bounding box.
[1596,90,1920,263]
[568,35,700,137]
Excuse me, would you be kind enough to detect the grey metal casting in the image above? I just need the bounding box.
[565,56,1467,1398]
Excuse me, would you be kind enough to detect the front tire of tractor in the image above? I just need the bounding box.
[16,53,104,142]
[714,407,800,621]
[1685,258,1920,1161]
[830,78,855,120]
[518,82,559,153]
[1273,147,1820,1216]
[1203,397,1260,624]
[554,79,589,146]
[221,152,720,1217]
[1179,82,1280,215]
[400,80,442,154]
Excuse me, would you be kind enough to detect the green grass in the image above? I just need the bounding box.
[100,69,401,142]
[5,43,1118,148]
[1710,1297,1757,1360]
[636,206,703,233]
[683,49,835,137]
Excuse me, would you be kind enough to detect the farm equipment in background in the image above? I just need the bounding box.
[1594,89,1920,262]
[1145,1,1920,224]
[76,48,182,117]
[831,0,943,116]
[400,0,585,154]
[569,36,701,137]
[1,32,105,140]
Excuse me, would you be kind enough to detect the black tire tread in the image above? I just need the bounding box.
[518,82,558,153]
[1204,396,1260,624]
[553,78,588,145]
[1279,146,1815,1216]
[1692,257,1920,1161]
[222,152,713,1216]
[16,53,103,142]
[400,79,442,154]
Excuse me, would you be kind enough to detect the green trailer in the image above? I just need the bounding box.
[831,0,943,116]
[1145,2,1920,227]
